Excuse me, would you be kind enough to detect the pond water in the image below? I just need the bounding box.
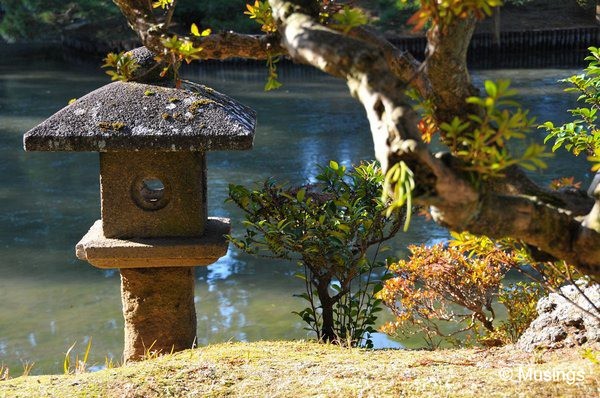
[0,45,591,374]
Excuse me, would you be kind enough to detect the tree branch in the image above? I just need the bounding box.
[424,16,479,124]
[113,0,285,60]
[345,26,428,97]
[267,0,600,279]
[115,0,427,86]
[427,190,599,279]
[110,0,600,279]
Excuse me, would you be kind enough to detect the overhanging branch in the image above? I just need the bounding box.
[110,0,600,279]
[268,0,600,279]
[113,0,425,86]
[114,0,285,60]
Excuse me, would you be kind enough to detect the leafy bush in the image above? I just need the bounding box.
[541,47,600,172]
[227,161,402,346]
[0,0,257,41]
[378,236,520,348]
[496,281,545,342]
[378,228,596,348]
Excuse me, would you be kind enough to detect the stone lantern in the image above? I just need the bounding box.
[23,48,256,362]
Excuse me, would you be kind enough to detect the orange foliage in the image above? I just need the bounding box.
[417,115,437,143]
[549,176,582,191]
[378,242,518,346]
[407,0,501,31]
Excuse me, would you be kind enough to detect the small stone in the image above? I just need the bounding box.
[125,46,169,83]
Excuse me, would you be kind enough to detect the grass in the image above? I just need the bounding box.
[63,338,94,375]
[0,341,598,397]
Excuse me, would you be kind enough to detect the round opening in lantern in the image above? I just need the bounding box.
[141,178,164,202]
[132,176,170,211]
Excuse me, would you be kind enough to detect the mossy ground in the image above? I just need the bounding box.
[1,341,598,397]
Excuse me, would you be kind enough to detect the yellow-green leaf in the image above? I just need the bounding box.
[191,23,200,37]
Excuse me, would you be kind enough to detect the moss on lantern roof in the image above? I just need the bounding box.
[23,80,256,152]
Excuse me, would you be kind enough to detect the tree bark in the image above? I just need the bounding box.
[492,7,501,47]
[424,16,479,124]
[315,279,336,342]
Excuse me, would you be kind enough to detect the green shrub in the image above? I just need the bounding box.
[496,281,545,342]
[227,161,403,347]
[541,47,600,172]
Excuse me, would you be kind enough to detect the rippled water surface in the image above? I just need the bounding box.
[0,45,589,373]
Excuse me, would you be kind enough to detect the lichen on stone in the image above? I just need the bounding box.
[23,80,256,152]
[188,98,215,114]
[98,121,126,131]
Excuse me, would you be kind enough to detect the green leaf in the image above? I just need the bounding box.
[190,23,200,37]
[264,76,282,91]
[293,293,312,302]
[294,272,306,281]
[485,80,497,97]
[337,224,351,233]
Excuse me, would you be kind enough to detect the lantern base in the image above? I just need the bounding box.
[120,266,197,362]
[76,218,229,269]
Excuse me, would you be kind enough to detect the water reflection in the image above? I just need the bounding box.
[28,333,37,347]
[202,249,241,282]
[0,45,585,374]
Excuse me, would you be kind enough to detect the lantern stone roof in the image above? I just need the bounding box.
[23,80,256,152]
